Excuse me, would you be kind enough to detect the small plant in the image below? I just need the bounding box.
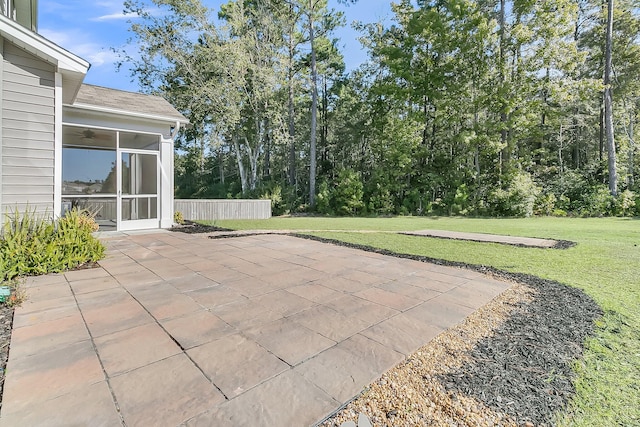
[1,279,27,307]
[0,207,105,282]
[174,210,185,225]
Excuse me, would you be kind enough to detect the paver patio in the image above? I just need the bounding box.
[0,231,512,426]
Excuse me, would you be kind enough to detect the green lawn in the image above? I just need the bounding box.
[215,216,640,426]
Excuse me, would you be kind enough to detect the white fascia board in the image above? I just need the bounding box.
[0,14,90,74]
[66,103,189,126]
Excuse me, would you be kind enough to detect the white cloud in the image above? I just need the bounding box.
[92,12,132,22]
[39,27,121,68]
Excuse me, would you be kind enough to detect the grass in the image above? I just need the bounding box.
[215,216,640,426]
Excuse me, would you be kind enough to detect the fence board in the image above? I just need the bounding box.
[174,199,271,221]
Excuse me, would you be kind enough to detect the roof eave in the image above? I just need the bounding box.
[0,14,90,74]
[1,14,90,104]
[64,102,189,125]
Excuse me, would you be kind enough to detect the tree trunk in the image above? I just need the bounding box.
[309,7,318,208]
[599,106,604,162]
[218,146,225,185]
[604,0,617,196]
[498,0,507,177]
[233,137,248,193]
[288,9,296,187]
[629,110,635,187]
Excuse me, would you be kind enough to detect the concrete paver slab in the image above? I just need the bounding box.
[245,317,336,366]
[184,370,338,427]
[187,333,289,398]
[110,354,225,426]
[0,382,122,427]
[68,276,121,295]
[2,232,514,426]
[161,310,235,349]
[1,340,104,415]
[94,323,182,376]
[8,312,89,360]
[403,229,558,248]
[287,305,369,342]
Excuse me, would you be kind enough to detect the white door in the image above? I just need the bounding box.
[118,150,160,231]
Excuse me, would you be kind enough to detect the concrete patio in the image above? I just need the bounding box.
[0,231,511,426]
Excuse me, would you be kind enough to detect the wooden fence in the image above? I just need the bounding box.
[174,199,272,221]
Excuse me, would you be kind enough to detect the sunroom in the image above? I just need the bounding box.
[62,85,188,231]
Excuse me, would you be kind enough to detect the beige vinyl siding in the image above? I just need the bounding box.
[1,40,55,214]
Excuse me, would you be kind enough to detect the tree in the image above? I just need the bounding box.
[604,0,618,195]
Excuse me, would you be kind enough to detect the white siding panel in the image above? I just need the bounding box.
[3,147,54,159]
[4,88,55,108]
[4,81,55,98]
[3,43,55,73]
[3,137,56,150]
[4,69,55,87]
[3,185,53,196]
[2,156,53,168]
[4,99,53,116]
[2,41,56,215]
[0,193,53,204]
[3,108,52,124]
[3,127,54,142]
[2,175,55,186]
[2,166,53,176]
[3,117,55,133]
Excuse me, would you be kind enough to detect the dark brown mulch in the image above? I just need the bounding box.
[169,220,233,234]
[0,304,14,411]
[292,233,602,426]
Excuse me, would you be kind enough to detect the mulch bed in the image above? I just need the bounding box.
[296,234,602,426]
[0,304,14,411]
[169,220,233,234]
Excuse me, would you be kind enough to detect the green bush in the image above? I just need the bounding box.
[316,181,333,215]
[488,171,540,217]
[579,186,615,217]
[614,190,636,216]
[0,208,105,282]
[333,169,365,216]
[534,192,557,216]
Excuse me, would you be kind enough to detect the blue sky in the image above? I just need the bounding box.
[39,0,394,93]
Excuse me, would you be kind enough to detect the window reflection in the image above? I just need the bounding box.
[62,148,117,195]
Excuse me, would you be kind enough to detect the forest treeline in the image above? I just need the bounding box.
[122,0,640,217]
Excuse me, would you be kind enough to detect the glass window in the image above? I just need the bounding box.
[121,197,157,221]
[119,132,159,150]
[121,153,157,195]
[62,148,117,195]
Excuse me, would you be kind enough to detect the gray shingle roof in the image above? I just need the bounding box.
[74,84,187,123]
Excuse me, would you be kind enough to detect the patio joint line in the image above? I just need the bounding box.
[67,276,128,427]
[125,285,231,401]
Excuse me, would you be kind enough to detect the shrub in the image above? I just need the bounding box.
[174,210,185,225]
[614,190,636,216]
[260,185,287,216]
[315,181,333,215]
[488,171,540,217]
[535,193,557,216]
[367,184,395,215]
[0,208,105,282]
[579,186,615,217]
[333,169,365,216]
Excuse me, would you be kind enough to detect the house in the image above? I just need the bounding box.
[1,0,188,231]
